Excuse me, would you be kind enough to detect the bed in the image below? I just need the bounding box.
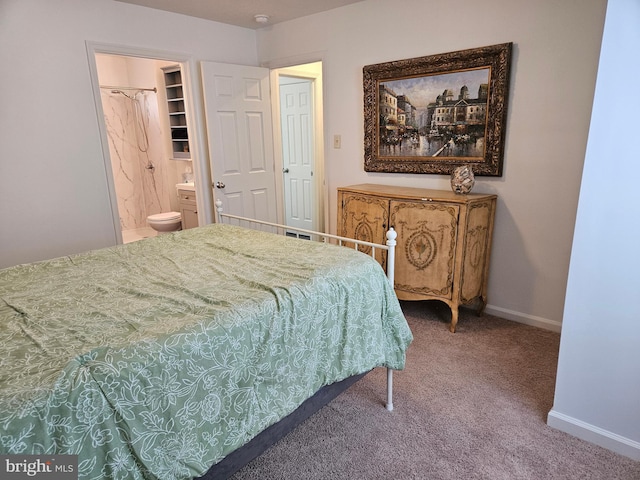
[0,218,412,480]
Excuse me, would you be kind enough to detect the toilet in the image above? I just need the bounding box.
[147,211,182,234]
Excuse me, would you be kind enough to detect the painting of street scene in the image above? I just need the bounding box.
[378,68,490,159]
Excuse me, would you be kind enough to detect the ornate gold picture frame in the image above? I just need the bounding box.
[363,43,512,176]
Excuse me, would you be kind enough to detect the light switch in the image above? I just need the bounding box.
[333,135,341,149]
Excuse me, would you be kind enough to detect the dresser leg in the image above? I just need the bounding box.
[449,305,459,333]
[477,296,487,316]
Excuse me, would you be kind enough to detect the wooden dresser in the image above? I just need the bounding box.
[337,184,497,332]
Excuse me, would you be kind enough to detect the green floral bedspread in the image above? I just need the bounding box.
[0,224,412,479]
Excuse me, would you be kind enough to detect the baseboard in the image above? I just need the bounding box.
[547,409,640,461]
[484,304,562,333]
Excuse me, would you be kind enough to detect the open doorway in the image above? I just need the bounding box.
[201,60,324,232]
[86,43,207,245]
[271,62,325,233]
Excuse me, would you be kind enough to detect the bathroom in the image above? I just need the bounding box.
[95,53,196,243]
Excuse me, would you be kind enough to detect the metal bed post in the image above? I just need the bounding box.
[215,199,224,224]
[385,227,397,411]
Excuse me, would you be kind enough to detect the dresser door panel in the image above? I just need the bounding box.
[338,192,389,265]
[460,201,493,303]
[390,201,459,298]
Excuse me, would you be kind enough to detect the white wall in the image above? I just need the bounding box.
[256,0,607,331]
[0,0,257,268]
[547,0,640,460]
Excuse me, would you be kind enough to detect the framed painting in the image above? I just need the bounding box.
[363,42,512,176]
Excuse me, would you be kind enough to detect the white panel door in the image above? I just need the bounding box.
[280,80,315,231]
[201,62,277,222]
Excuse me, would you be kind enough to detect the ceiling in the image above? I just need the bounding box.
[114,0,366,30]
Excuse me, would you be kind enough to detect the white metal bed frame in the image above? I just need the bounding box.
[215,200,398,411]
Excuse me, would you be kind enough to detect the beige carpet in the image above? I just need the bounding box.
[231,300,640,479]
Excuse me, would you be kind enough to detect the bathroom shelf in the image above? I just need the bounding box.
[162,66,190,160]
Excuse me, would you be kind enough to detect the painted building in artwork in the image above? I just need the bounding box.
[397,95,417,130]
[427,84,488,135]
[379,84,398,126]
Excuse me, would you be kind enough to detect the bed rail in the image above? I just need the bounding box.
[215,200,396,286]
[215,199,398,411]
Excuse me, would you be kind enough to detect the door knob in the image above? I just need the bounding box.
[282,168,290,173]
[215,181,225,189]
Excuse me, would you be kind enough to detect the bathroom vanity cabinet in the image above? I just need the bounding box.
[162,66,190,159]
[178,189,198,230]
[337,184,497,332]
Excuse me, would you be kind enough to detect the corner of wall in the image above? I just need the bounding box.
[484,304,562,333]
[547,409,640,461]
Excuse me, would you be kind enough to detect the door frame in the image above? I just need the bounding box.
[85,41,212,243]
[269,62,326,232]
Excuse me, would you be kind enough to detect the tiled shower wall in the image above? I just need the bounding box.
[101,89,171,230]
[97,55,174,232]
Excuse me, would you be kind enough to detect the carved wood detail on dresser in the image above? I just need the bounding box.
[337,184,497,332]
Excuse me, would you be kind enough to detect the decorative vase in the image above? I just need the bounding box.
[450,165,475,194]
